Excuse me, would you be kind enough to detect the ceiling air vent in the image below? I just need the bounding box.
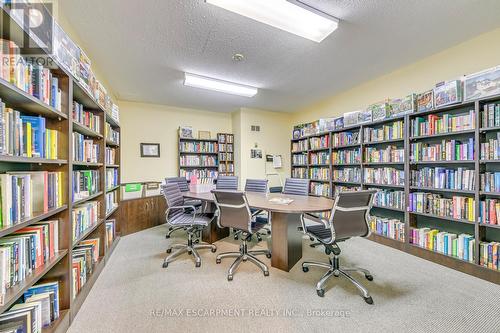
[251,125,260,132]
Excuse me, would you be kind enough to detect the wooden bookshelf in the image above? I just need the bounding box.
[177,135,220,179]
[291,95,500,284]
[217,133,235,176]
[0,5,122,331]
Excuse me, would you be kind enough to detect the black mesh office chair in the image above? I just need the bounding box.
[212,190,271,281]
[164,177,202,238]
[300,190,376,304]
[234,179,270,241]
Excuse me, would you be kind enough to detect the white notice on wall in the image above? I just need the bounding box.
[273,155,282,168]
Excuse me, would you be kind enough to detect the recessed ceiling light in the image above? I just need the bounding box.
[206,0,339,43]
[184,73,258,97]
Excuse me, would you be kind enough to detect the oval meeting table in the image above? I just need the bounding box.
[183,191,333,272]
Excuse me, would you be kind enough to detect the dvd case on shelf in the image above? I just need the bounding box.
[334,116,344,130]
[344,111,361,126]
[464,65,500,101]
[369,101,390,121]
[434,80,463,108]
[417,90,434,113]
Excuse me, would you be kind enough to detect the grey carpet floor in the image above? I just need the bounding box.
[68,225,500,333]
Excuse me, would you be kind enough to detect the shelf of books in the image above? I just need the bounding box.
[291,78,500,284]
[217,133,234,176]
[0,3,122,331]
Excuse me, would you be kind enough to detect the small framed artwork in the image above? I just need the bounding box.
[251,149,262,159]
[179,126,193,139]
[198,130,211,140]
[140,143,160,157]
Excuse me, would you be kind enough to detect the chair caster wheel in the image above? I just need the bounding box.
[316,289,325,297]
[257,237,262,242]
[234,235,239,240]
[162,262,168,268]
[364,296,374,305]
[194,239,200,244]
[302,266,309,273]
[266,253,272,259]
[195,262,201,268]
[325,249,331,255]
[169,227,173,231]
[309,244,316,248]
[165,235,170,239]
[263,271,269,277]
[267,230,271,235]
[228,275,233,281]
[365,274,373,281]
[166,248,172,253]
[211,247,217,253]
[309,237,314,241]
[216,259,221,264]
[188,251,192,255]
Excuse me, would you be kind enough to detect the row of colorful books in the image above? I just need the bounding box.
[408,192,475,222]
[72,170,100,202]
[179,141,217,153]
[480,133,500,160]
[291,167,307,179]
[410,138,474,162]
[0,39,62,111]
[72,201,100,243]
[0,220,59,305]
[219,152,233,161]
[309,135,330,150]
[479,172,500,193]
[72,238,100,299]
[363,120,404,143]
[73,102,101,133]
[410,228,475,262]
[364,146,404,163]
[310,182,331,197]
[479,241,499,271]
[179,155,217,167]
[369,216,405,241]
[363,167,404,186]
[292,154,307,165]
[479,199,500,225]
[0,280,60,330]
[410,167,475,191]
[105,168,119,190]
[291,139,308,152]
[0,101,59,159]
[310,152,330,165]
[105,220,116,249]
[217,133,234,144]
[481,103,500,128]
[332,131,359,147]
[372,189,405,210]
[180,169,218,180]
[332,149,361,165]
[72,132,99,163]
[105,123,119,145]
[332,168,361,183]
[309,168,330,181]
[410,110,475,137]
[218,163,234,173]
[0,171,63,227]
[105,147,116,165]
[218,143,233,152]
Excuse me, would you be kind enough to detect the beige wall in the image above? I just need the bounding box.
[119,101,232,183]
[293,27,500,125]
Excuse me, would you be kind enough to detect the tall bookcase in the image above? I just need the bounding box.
[0,6,121,332]
[291,97,500,285]
[217,133,234,176]
[178,137,219,179]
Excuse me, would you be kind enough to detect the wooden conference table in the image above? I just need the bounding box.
[183,191,333,272]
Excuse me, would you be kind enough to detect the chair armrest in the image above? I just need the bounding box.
[165,205,197,224]
[299,212,328,234]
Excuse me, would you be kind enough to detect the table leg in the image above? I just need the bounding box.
[201,202,229,243]
[270,212,303,272]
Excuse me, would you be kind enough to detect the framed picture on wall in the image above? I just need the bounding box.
[140,143,160,157]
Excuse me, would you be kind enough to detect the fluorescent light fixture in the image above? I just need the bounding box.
[184,73,258,97]
[206,0,339,43]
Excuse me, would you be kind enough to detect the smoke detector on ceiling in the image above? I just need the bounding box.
[232,53,245,62]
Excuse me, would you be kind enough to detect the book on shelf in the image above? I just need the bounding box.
[479,242,499,271]
[105,220,116,248]
[309,167,330,181]
[480,172,500,193]
[218,152,233,161]
[332,148,361,164]
[72,170,100,202]
[480,132,500,160]
[410,228,474,262]
[0,100,59,159]
[408,192,475,222]
[292,153,308,166]
[364,145,404,163]
[479,199,500,225]
[105,147,116,165]
[309,135,330,150]
[0,220,59,305]
[180,168,218,180]
[72,238,100,299]
[369,216,405,241]
[371,189,405,210]
[363,120,404,143]
[410,110,475,136]
[105,123,119,145]
[481,103,500,128]
[72,132,99,163]
[0,171,63,227]
[179,155,217,167]
[105,191,118,214]
[105,168,119,190]
[0,39,62,111]
[73,102,101,133]
[309,151,329,165]
[218,163,234,173]
[410,138,474,162]
[332,131,359,147]
[310,182,331,196]
[291,139,308,152]
[291,167,308,179]
[332,167,361,183]
[363,167,404,186]
[333,185,361,194]
[72,201,100,243]
[179,141,217,153]
[411,167,475,191]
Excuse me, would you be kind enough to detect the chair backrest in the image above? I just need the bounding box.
[165,176,189,192]
[216,175,238,190]
[161,183,185,222]
[282,178,310,196]
[327,190,375,242]
[211,190,252,232]
[244,179,268,193]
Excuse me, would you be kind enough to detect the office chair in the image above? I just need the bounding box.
[212,190,272,281]
[282,178,310,196]
[161,183,217,268]
[164,177,202,239]
[300,190,376,304]
[234,179,270,241]
[215,175,238,190]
